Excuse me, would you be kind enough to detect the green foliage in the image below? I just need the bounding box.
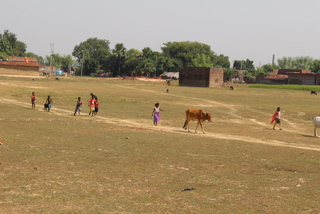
[72,37,111,75]
[161,41,216,67]
[111,43,127,76]
[310,59,320,73]
[191,54,214,67]
[277,56,314,69]
[223,68,237,81]
[233,59,255,70]
[0,29,26,56]
[257,63,278,74]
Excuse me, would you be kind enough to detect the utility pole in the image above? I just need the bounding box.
[49,43,54,76]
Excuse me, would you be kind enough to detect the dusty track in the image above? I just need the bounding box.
[1,97,320,152]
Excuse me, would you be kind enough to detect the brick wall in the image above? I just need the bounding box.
[179,67,224,87]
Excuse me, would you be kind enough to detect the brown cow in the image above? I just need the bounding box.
[183,108,212,134]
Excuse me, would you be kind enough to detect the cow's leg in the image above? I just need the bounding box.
[199,122,205,134]
[195,121,200,133]
[314,127,317,137]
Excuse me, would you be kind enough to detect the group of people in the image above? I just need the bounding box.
[30,92,100,116]
[31,91,280,129]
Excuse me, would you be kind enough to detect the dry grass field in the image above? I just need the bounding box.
[1,74,320,214]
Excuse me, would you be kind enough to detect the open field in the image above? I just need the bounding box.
[1,75,320,213]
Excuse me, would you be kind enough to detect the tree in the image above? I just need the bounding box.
[0,30,26,56]
[311,59,320,73]
[191,54,214,67]
[277,56,314,70]
[162,41,215,67]
[112,43,126,76]
[72,37,110,75]
[257,63,278,74]
[233,59,255,70]
[123,48,142,76]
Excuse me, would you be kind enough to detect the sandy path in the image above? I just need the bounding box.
[1,97,319,152]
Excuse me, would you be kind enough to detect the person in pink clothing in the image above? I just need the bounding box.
[271,107,282,130]
[31,92,36,109]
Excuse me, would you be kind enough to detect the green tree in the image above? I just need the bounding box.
[257,63,278,74]
[72,37,110,75]
[123,48,142,76]
[311,59,320,73]
[191,54,214,67]
[0,30,26,56]
[162,41,214,66]
[112,43,126,76]
[233,59,255,70]
[277,56,314,69]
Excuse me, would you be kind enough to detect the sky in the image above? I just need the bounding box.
[1,0,320,67]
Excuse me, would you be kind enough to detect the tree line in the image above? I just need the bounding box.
[1,29,320,80]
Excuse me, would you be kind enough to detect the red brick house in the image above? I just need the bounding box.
[262,69,320,85]
[179,67,224,87]
[0,56,41,74]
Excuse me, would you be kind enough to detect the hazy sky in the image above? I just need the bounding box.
[2,0,319,67]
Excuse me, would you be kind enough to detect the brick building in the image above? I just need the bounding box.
[262,69,320,85]
[179,67,224,87]
[0,56,41,75]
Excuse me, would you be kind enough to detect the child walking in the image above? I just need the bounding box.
[74,97,82,116]
[31,92,36,109]
[152,103,164,126]
[271,107,282,130]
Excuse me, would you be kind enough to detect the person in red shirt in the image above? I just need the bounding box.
[31,92,36,109]
[88,95,96,116]
[94,98,100,115]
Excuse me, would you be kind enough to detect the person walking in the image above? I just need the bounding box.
[74,97,82,116]
[271,107,282,130]
[31,92,36,109]
[152,103,164,126]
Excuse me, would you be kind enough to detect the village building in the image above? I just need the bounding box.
[179,67,224,87]
[0,56,41,76]
[262,69,320,85]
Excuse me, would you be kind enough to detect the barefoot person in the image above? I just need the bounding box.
[94,98,100,116]
[74,97,82,116]
[45,95,53,112]
[88,95,96,116]
[152,103,164,126]
[271,107,282,130]
[31,92,36,109]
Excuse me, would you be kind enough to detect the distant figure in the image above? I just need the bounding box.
[152,103,164,126]
[230,86,234,90]
[45,95,53,112]
[311,91,317,95]
[94,98,100,115]
[55,77,60,81]
[88,95,96,116]
[313,117,320,137]
[166,89,169,93]
[271,107,282,130]
[31,92,36,109]
[166,80,171,86]
[74,97,82,116]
